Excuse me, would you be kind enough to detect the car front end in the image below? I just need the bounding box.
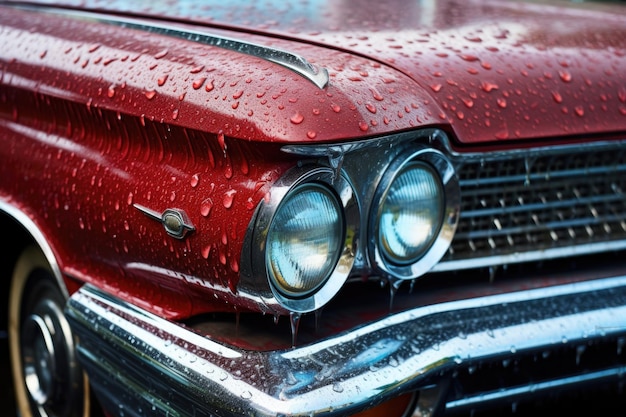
[1,1,626,416]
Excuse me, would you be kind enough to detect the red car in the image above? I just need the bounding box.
[2,0,626,416]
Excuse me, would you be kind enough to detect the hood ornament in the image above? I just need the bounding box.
[134,204,195,239]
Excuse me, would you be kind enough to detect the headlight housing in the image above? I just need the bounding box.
[378,161,444,265]
[370,147,459,279]
[267,183,344,298]
[243,166,359,314]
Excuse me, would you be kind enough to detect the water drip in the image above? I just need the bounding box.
[389,279,403,312]
[289,312,301,347]
[327,150,344,183]
[314,308,324,334]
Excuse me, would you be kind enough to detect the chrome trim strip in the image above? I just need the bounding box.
[280,130,438,157]
[282,129,626,161]
[433,240,626,272]
[446,367,626,412]
[17,6,330,89]
[66,276,626,417]
[430,130,626,162]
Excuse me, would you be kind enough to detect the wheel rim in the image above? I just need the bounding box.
[9,246,89,417]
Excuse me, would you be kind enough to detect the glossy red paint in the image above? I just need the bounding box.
[11,0,626,145]
[0,6,443,144]
[0,5,443,319]
[0,84,290,318]
[1,1,626,319]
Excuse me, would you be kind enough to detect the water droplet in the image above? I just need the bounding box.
[190,174,200,188]
[307,131,317,139]
[107,85,115,98]
[365,103,377,114]
[217,131,226,153]
[223,189,236,208]
[497,98,507,108]
[193,77,206,90]
[371,88,384,101]
[551,91,562,103]
[495,129,509,140]
[575,345,586,365]
[430,83,443,92]
[481,81,499,92]
[358,121,369,132]
[205,80,215,92]
[201,198,213,217]
[145,89,156,100]
[190,65,204,74]
[331,103,341,113]
[462,97,474,108]
[290,112,304,124]
[460,54,480,62]
[157,74,168,86]
[233,90,244,100]
[559,70,572,83]
[230,258,239,273]
[154,49,168,59]
[574,106,584,117]
[332,383,344,393]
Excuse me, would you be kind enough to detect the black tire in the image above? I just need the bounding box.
[9,246,90,417]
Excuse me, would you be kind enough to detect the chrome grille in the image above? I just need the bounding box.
[436,143,626,271]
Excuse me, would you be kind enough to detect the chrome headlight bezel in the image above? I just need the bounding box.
[369,147,459,280]
[246,166,359,314]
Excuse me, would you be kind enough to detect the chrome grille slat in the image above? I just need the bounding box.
[437,143,626,270]
[460,163,626,186]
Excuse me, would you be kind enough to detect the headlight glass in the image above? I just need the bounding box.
[267,183,344,298]
[379,162,443,265]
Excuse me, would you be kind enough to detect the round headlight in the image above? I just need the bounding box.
[267,183,344,298]
[379,162,443,265]
[241,165,358,315]
[370,147,459,280]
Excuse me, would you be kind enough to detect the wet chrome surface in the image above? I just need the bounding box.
[66,276,626,416]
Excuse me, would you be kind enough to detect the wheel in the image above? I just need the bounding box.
[9,246,90,417]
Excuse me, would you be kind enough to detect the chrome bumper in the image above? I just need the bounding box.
[65,277,626,417]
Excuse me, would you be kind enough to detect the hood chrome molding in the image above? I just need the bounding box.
[16,5,330,89]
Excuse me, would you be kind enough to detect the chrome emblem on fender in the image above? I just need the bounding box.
[134,204,195,239]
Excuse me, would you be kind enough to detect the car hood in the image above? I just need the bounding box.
[17,0,626,145]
